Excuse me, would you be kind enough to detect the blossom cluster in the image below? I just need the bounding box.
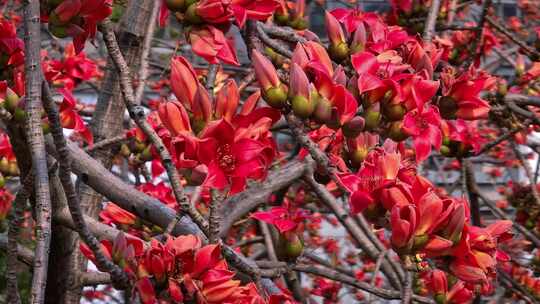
[81,233,294,303]
[160,0,279,64]
[156,56,279,193]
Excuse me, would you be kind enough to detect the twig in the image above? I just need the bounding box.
[402,270,413,304]
[464,0,491,67]
[23,2,53,303]
[256,22,293,58]
[134,0,159,105]
[293,264,433,303]
[205,64,219,94]
[99,20,208,236]
[84,134,127,153]
[463,160,481,226]
[42,82,130,288]
[233,236,264,248]
[80,272,112,286]
[6,172,34,304]
[304,252,354,277]
[258,220,278,262]
[423,0,441,41]
[486,16,540,59]
[506,94,540,108]
[209,189,223,243]
[475,125,526,156]
[0,234,34,267]
[367,250,387,303]
[286,113,348,192]
[498,270,536,304]
[303,161,403,289]
[259,23,309,44]
[507,102,540,125]
[512,142,540,208]
[219,160,308,237]
[238,71,255,93]
[468,171,540,247]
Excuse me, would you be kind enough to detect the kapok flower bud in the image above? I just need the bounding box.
[4,87,20,112]
[350,22,367,54]
[252,49,281,90]
[185,3,203,24]
[252,50,288,108]
[440,204,465,243]
[290,63,315,118]
[342,116,365,138]
[437,96,458,120]
[383,102,406,121]
[390,204,417,253]
[277,232,304,262]
[165,0,188,12]
[215,80,239,122]
[158,100,192,136]
[192,84,212,133]
[325,11,349,62]
[313,94,333,124]
[170,56,199,109]
[387,121,408,142]
[363,103,381,131]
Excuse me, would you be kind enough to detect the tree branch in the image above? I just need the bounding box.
[99,20,208,236]
[42,82,130,288]
[23,1,52,302]
[423,0,441,41]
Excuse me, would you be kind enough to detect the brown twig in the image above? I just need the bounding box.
[467,169,540,247]
[286,113,348,192]
[303,161,403,289]
[205,64,219,94]
[0,234,34,267]
[512,142,540,207]
[463,160,481,226]
[238,71,255,93]
[23,1,53,302]
[258,220,278,262]
[497,270,536,304]
[6,172,34,304]
[80,272,112,286]
[423,0,441,41]
[256,22,293,58]
[84,134,128,153]
[99,20,208,236]
[259,23,309,44]
[134,0,160,105]
[209,189,223,243]
[233,236,264,248]
[402,268,413,304]
[219,160,308,237]
[486,16,540,59]
[464,0,491,67]
[304,252,354,277]
[292,264,433,303]
[42,82,130,288]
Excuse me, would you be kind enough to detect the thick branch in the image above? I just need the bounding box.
[23,1,52,303]
[219,160,308,237]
